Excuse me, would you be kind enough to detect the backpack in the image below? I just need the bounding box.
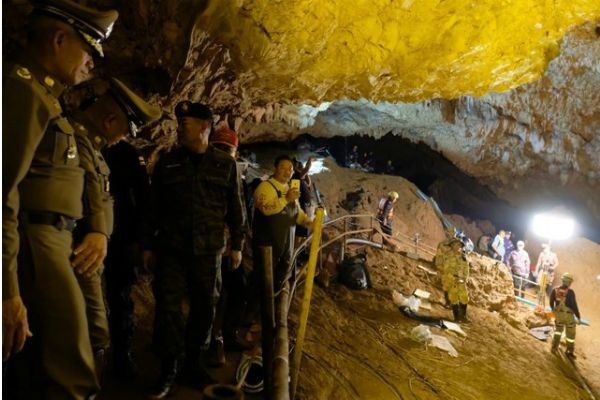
[338,254,371,290]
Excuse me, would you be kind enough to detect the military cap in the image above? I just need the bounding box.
[210,127,239,148]
[32,0,119,57]
[108,78,162,137]
[175,101,212,121]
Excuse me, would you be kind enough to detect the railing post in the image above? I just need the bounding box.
[260,246,275,400]
[272,282,290,400]
[290,208,325,400]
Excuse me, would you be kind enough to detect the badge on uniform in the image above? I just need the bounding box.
[44,76,55,88]
[67,144,78,159]
[16,67,31,80]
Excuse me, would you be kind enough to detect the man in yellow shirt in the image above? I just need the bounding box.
[253,155,313,293]
[251,155,312,394]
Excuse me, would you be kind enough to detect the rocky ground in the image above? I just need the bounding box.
[100,157,599,399]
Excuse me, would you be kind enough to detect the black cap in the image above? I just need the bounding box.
[32,0,119,57]
[175,101,212,121]
[108,78,162,137]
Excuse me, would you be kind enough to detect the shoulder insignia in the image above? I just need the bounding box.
[44,76,55,88]
[16,67,31,80]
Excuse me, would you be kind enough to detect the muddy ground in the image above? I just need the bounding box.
[100,157,599,399]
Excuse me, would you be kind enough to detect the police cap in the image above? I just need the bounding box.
[108,78,162,137]
[175,101,212,121]
[32,0,119,57]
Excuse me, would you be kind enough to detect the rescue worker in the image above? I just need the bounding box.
[489,230,506,261]
[502,231,515,264]
[550,273,581,358]
[384,159,395,175]
[2,1,118,398]
[536,243,559,297]
[507,240,531,297]
[206,126,247,366]
[253,155,314,294]
[347,144,359,166]
[71,77,161,381]
[377,191,398,236]
[252,155,313,395]
[142,102,246,398]
[292,156,316,240]
[103,139,152,380]
[435,238,470,322]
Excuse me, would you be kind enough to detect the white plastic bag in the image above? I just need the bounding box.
[430,334,458,357]
[406,296,421,313]
[392,290,408,307]
[411,324,432,343]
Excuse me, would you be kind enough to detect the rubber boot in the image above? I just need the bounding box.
[551,335,560,353]
[452,304,460,321]
[206,336,226,367]
[147,358,179,399]
[178,354,215,390]
[460,304,470,323]
[114,350,139,381]
[565,343,576,359]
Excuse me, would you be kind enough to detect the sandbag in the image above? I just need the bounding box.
[338,254,370,290]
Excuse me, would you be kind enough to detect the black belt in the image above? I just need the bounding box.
[20,212,77,232]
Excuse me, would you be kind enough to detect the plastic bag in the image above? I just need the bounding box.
[406,296,421,313]
[392,290,408,307]
[430,334,458,357]
[411,325,432,343]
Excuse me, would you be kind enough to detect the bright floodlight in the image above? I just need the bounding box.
[531,213,575,241]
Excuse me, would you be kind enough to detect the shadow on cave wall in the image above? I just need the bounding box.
[244,132,526,237]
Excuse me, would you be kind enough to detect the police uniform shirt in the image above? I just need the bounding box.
[3,57,84,298]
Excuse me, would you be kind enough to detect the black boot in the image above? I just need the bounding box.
[206,336,226,367]
[460,304,470,323]
[113,350,139,381]
[178,354,215,390]
[147,358,178,399]
[452,304,460,321]
[93,348,107,384]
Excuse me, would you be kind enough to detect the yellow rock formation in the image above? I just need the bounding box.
[200,0,599,102]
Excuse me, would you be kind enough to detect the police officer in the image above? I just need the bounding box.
[435,238,470,321]
[207,127,245,367]
[2,1,118,398]
[103,139,152,380]
[71,77,161,381]
[550,272,581,358]
[143,102,246,398]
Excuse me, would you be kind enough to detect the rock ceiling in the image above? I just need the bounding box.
[3,0,600,234]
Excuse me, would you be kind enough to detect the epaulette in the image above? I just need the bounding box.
[15,66,32,80]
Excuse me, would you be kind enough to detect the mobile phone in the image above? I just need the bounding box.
[290,179,300,190]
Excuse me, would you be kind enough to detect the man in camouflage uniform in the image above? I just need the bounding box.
[143,101,246,398]
[2,1,118,398]
[435,238,470,322]
[70,77,161,381]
